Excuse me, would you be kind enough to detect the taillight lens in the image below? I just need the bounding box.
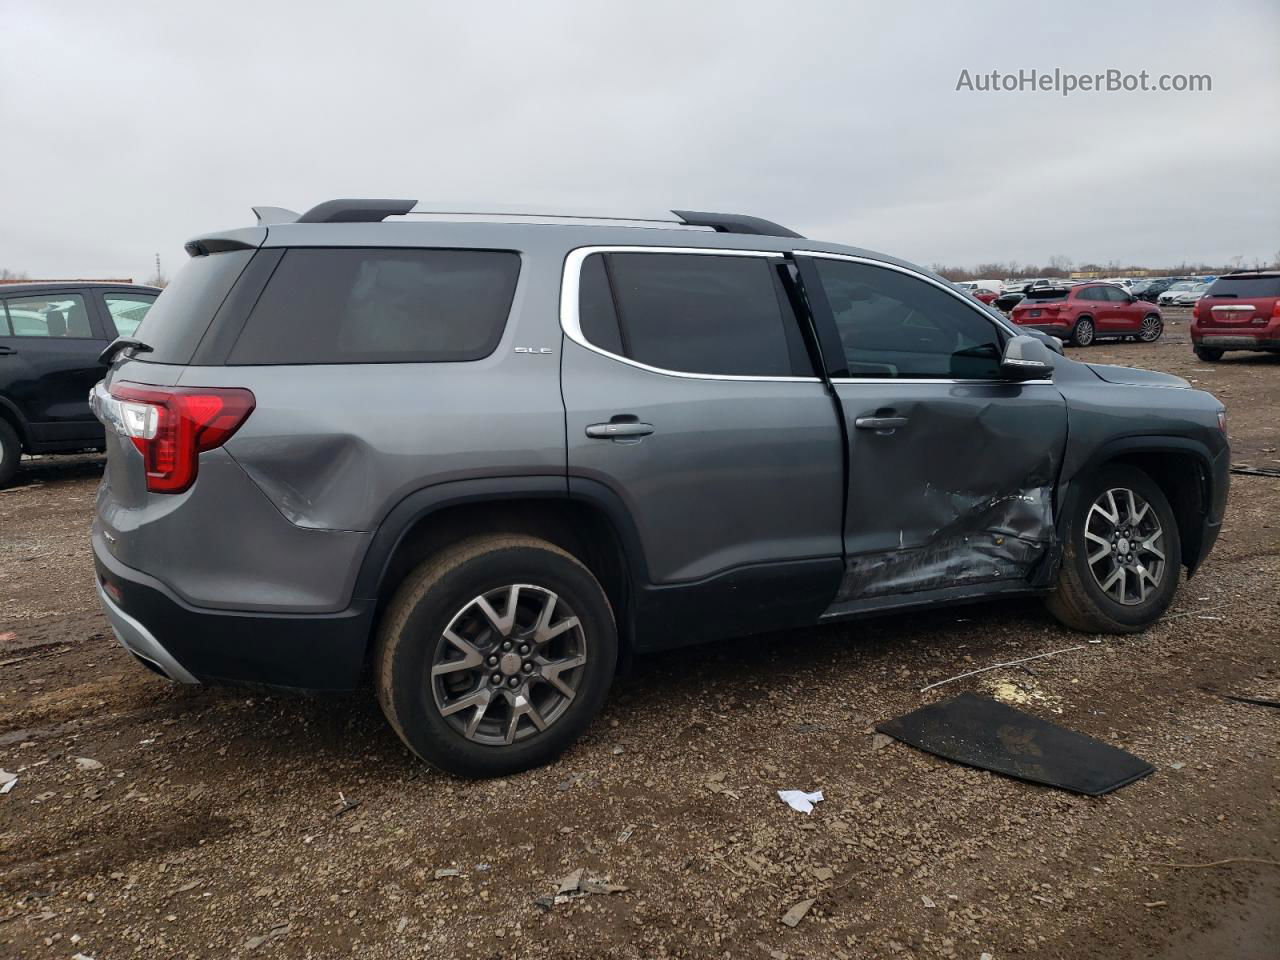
[1192,299,1202,321]
[107,382,255,493]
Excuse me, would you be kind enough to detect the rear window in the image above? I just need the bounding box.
[1024,288,1068,302]
[132,251,254,363]
[1205,276,1280,299]
[227,248,520,365]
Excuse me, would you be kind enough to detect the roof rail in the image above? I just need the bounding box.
[296,198,416,224]
[672,210,804,239]
[279,199,804,237]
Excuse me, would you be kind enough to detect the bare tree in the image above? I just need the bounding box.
[0,268,30,282]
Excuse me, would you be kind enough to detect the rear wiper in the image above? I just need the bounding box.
[98,337,153,365]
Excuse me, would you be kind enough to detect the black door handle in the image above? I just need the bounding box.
[0,346,15,356]
[854,415,908,431]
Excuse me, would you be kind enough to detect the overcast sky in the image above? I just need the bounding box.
[2,0,1276,281]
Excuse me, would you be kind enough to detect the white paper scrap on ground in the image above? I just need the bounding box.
[777,789,824,814]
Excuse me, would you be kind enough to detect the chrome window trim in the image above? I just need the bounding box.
[830,377,1053,385]
[559,245,822,383]
[792,250,1052,386]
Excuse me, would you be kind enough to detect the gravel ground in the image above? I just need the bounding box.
[1,311,1277,959]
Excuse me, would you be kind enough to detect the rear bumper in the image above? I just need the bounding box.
[1192,334,1280,351]
[1017,322,1072,337]
[93,529,374,690]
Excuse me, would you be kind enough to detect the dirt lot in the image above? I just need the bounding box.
[1,310,1277,960]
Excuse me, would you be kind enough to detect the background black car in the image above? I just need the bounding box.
[0,281,159,485]
[1133,277,1189,303]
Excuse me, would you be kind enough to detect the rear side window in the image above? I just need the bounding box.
[1024,288,1067,302]
[103,293,157,338]
[1,294,93,337]
[134,250,254,363]
[579,252,811,377]
[1206,276,1280,298]
[228,249,520,365]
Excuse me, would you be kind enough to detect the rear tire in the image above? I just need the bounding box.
[1194,346,1224,362]
[1045,465,1181,633]
[1071,316,1096,347]
[0,419,20,488]
[375,534,617,778]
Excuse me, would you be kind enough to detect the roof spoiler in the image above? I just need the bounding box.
[252,199,804,238]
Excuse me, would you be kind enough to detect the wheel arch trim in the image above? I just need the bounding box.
[351,475,652,603]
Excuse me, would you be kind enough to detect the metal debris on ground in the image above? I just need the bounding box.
[780,898,815,927]
[919,645,1086,693]
[1230,464,1280,478]
[777,789,824,814]
[1222,694,1280,709]
[433,868,461,880]
[333,792,361,817]
[540,867,629,907]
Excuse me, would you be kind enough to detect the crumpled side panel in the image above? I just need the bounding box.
[837,484,1056,600]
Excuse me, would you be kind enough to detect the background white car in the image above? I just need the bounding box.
[1166,282,1210,306]
[1158,281,1200,305]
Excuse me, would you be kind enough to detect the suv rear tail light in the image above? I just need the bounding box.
[1192,299,1202,321]
[108,382,255,493]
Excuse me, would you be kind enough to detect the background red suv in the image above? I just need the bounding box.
[1191,271,1280,361]
[1010,282,1163,347]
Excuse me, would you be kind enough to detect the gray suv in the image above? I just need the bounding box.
[90,199,1229,777]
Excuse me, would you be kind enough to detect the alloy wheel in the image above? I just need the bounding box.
[1139,315,1162,342]
[431,584,587,746]
[1083,487,1166,606]
[1075,319,1095,346]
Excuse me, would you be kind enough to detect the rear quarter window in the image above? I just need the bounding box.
[1206,276,1280,298]
[227,248,520,365]
[133,250,255,363]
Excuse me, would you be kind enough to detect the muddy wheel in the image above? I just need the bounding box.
[0,419,20,488]
[1194,346,1224,362]
[375,534,617,778]
[1138,314,1163,343]
[1071,316,1096,347]
[1045,465,1181,633]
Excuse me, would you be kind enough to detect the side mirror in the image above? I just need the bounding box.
[1001,334,1056,381]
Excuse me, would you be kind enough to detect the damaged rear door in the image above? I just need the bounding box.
[796,253,1067,607]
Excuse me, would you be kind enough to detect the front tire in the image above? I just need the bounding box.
[1194,345,1224,362]
[0,419,20,487]
[375,534,617,778]
[1071,316,1096,347]
[1045,465,1181,633]
[1138,314,1163,343]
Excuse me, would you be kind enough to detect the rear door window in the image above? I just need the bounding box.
[1,293,94,338]
[580,252,811,377]
[227,248,520,364]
